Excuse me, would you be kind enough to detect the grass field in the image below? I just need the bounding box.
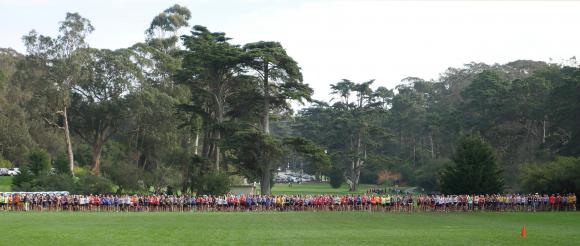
[0,212,578,245]
[270,183,396,195]
[0,176,12,192]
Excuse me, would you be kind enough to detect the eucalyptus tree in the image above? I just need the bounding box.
[22,13,94,174]
[70,48,141,175]
[126,5,194,186]
[138,4,191,88]
[146,4,191,42]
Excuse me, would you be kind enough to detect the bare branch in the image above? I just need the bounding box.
[43,117,64,130]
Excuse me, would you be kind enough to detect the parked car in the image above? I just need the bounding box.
[7,168,20,176]
[0,168,8,176]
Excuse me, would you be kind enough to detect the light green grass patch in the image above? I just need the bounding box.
[0,212,578,245]
[0,176,12,192]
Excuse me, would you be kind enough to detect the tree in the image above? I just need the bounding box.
[146,4,191,41]
[241,41,312,194]
[328,167,344,189]
[224,129,283,194]
[546,66,580,156]
[331,79,385,191]
[27,149,52,176]
[177,25,245,172]
[22,13,94,174]
[520,156,580,195]
[441,134,503,194]
[70,48,140,175]
[242,41,312,133]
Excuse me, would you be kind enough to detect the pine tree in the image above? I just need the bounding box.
[441,134,503,194]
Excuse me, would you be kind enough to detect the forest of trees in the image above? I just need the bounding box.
[1,5,579,195]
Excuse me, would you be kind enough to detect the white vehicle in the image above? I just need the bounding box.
[0,168,8,176]
[7,168,20,176]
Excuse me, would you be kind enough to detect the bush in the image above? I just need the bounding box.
[11,166,35,191]
[53,153,71,175]
[196,173,230,195]
[26,148,52,176]
[34,174,76,191]
[103,158,143,192]
[329,167,344,189]
[76,174,115,194]
[359,169,378,185]
[376,170,401,186]
[0,157,13,168]
[520,156,580,195]
[414,159,449,192]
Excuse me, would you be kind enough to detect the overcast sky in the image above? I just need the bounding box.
[1,0,580,102]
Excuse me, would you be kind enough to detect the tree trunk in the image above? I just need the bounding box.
[263,64,270,135]
[214,97,224,172]
[193,130,200,155]
[349,162,358,192]
[62,107,75,175]
[429,132,435,159]
[349,134,363,192]
[413,142,417,166]
[202,129,211,159]
[214,134,221,172]
[259,64,272,195]
[90,139,104,176]
[542,118,547,144]
[261,169,271,195]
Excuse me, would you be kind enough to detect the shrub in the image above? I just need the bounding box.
[34,174,76,191]
[76,174,115,194]
[53,153,71,175]
[329,167,344,189]
[196,173,230,195]
[11,166,35,191]
[520,156,580,195]
[0,157,13,168]
[26,148,51,176]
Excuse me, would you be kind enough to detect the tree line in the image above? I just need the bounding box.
[292,60,580,194]
[0,5,578,195]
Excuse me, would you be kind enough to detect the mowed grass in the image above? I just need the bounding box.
[270,183,396,195]
[0,176,12,192]
[1,212,578,245]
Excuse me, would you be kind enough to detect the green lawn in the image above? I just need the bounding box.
[270,182,397,195]
[0,176,11,192]
[0,212,578,245]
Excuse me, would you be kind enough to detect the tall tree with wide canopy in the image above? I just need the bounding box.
[22,13,94,174]
[177,25,245,172]
[70,48,141,175]
[242,41,312,194]
[125,5,194,191]
[242,41,312,133]
[325,79,386,191]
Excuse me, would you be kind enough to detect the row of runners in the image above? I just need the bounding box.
[0,193,576,212]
